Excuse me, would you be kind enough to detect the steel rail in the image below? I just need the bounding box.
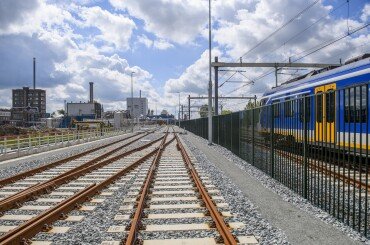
[255,142,370,191]
[124,130,171,245]
[174,133,238,245]
[0,131,146,187]
[1,132,151,201]
[0,130,171,244]
[0,135,164,213]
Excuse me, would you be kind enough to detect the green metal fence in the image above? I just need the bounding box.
[179,85,370,237]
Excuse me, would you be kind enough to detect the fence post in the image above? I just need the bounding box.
[303,97,308,199]
[17,136,20,156]
[270,105,275,178]
[61,131,64,145]
[28,134,32,151]
[38,133,41,149]
[4,137,7,154]
[238,112,241,156]
[252,109,255,166]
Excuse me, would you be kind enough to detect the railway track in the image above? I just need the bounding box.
[0,129,165,244]
[250,141,370,193]
[0,128,258,244]
[0,131,147,187]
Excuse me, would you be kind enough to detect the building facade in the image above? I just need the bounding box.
[67,102,102,119]
[0,109,11,125]
[11,87,46,125]
[127,97,148,119]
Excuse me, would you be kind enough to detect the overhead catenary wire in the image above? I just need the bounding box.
[292,22,370,62]
[223,21,369,97]
[239,0,320,59]
[258,0,350,61]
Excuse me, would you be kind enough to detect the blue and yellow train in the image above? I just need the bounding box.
[259,54,370,150]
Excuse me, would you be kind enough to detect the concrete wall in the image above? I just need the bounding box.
[127,98,148,119]
[67,103,95,116]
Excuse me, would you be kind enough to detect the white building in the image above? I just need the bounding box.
[127,97,148,119]
[67,102,102,118]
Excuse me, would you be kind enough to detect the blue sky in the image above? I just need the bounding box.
[0,0,369,118]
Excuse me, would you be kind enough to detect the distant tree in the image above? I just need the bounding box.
[221,109,232,115]
[57,109,65,116]
[199,104,214,118]
[245,99,259,110]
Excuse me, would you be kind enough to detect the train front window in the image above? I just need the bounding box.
[344,86,367,123]
[316,93,323,123]
[326,90,335,123]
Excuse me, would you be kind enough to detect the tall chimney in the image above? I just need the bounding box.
[89,82,94,103]
[140,90,141,98]
[33,58,36,90]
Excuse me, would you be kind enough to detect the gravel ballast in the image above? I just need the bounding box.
[180,135,289,244]
[183,131,368,244]
[0,131,145,180]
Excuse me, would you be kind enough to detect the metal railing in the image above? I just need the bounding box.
[179,83,370,237]
[0,126,134,159]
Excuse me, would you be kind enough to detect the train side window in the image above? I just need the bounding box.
[299,96,311,122]
[284,97,293,117]
[344,86,367,123]
[273,101,279,118]
[316,93,323,123]
[326,90,335,123]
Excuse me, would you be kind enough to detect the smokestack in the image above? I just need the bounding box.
[89,82,94,103]
[33,58,36,90]
[140,90,141,98]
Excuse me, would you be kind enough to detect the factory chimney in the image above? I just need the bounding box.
[33,58,36,90]
[140,90,141,98]
[89,82,94,103]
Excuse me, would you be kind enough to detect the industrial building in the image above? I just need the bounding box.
[10,58,47,126]
[11,87,46,126]
[66,82,102,119]
[127,97,148,119]
[0,109,11,125]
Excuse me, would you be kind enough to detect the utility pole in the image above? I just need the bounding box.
[274,65,278,87]
[131,72,135,132]
[214,56,219,115]
[188,95,191,120]
[208,0,212,145]
[181,105,184,121]
[178,92,181,128]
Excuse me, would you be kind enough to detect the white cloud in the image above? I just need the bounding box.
[137,34,174,50]
[78,6,136,50]
[164,49,222,95]
[361,4,370,22]
[109,0,208,44]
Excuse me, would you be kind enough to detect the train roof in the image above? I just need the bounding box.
[261,53,370,100]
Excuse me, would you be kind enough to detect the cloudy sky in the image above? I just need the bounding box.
[0,0,369,118]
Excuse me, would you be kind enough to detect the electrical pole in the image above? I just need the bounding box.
[181,105,184,121]
[178,92,181,128]
[208,0,213,145]
[131,72,135,132]
[188,95,191,120]
[214,56,219,116]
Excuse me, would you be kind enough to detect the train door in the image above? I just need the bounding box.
[315,83,336,143]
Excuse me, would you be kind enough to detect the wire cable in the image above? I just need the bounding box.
[239,0,320,59]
